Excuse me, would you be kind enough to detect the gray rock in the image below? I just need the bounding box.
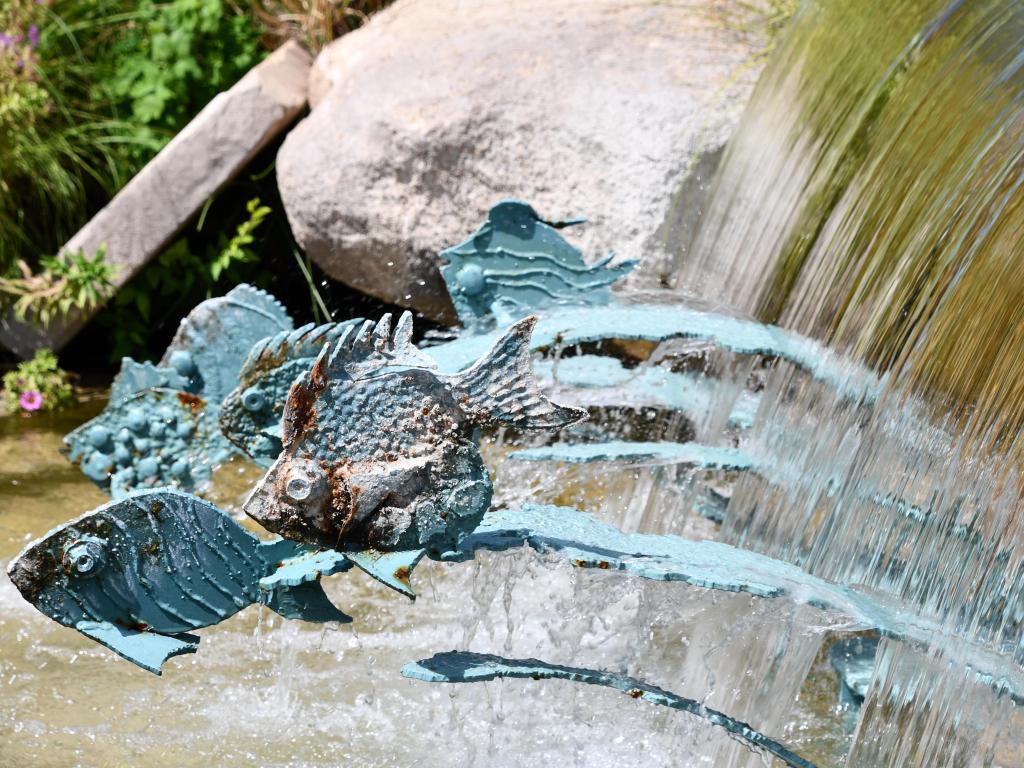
[0,42,312,358]
[277,0,760,322]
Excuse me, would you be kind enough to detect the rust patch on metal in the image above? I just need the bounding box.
[176,392,204,413]
[114,617,151,632]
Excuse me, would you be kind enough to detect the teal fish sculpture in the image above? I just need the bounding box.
[64,285,294,498]
[6,490,350,674]
[242,311,586,595]
[219,319,365,468]
[439,199,638,330]
[403,652,819,768]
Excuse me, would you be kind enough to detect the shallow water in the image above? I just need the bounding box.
[0,400,851,768]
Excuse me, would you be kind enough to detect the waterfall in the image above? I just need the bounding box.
[656,0,1024,762]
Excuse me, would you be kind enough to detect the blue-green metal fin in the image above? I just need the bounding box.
[344,548,425,598]
[75,620,199,676]
[263,581,352,624]
[110,358,189,401]
[259,547,352,590]
[402,652,818,768]
[509,441,756,468]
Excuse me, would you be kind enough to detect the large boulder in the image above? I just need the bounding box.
[277,0,759,322]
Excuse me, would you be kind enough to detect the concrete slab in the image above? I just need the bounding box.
[0,41,312,358]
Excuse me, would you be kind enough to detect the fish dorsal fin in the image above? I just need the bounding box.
[239,319,365,384]
[225,284,290,320]
[325,311,437,379]
[450,317,587,430]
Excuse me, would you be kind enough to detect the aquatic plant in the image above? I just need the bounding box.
[2,348,74,414]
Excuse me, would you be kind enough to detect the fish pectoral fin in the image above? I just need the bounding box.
[75,620,199,676]
[263,581,352,624]
[345,548,425,599]
[259,545,352,590]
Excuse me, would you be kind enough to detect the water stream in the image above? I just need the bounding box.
[5,0,1024,765]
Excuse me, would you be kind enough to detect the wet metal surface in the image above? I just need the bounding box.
[64,285,293,497]
[403,651,819,768]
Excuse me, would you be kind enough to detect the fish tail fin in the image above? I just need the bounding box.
[451,316,587,430]
[264,581,353,624]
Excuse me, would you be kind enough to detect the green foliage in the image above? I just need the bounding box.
[0,247,117,327]
[210,197,271,281]
[103,198,274,360]
[0,0,265,279]
[107,0,262,138]
[2,349,74,414]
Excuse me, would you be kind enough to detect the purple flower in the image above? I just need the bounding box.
[19,390,43,412]
[0,33,11,49]
[28,26,39,49]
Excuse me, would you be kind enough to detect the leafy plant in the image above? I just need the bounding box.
[103,197,274,360]
[0,0,265,281]
[0,247,117,326]
[210,197,271,281]
[2,348,75,414]
[107,0,263,137]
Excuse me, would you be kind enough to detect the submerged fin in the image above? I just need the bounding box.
[263,581,352,623]
[345,548,425,599]
[75,620,199,676]
[450,316,587,429]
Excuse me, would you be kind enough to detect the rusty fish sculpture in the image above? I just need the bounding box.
[219,319,365,468]
[242,311,586,595]
[6,490,350,674]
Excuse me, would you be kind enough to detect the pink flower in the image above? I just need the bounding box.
[19,390,43,412]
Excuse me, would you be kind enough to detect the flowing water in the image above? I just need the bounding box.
[0,400,850,767]
[6,0,1024,765]
[669,0,1024,763]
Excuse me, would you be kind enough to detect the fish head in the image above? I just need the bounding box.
[220,380,282,463]
[7,503,141,631]
[222,357,327,466]
[243,453,353,549]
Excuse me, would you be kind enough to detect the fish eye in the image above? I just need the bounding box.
[242,387,266,412]
[63,537,107,577]
[286,473,313,501]
[284,462,325,503]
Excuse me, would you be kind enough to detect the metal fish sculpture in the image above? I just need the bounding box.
[6,490,349,675]
[220,319,365,468]
[242,311,586,596]
[403,653,819,768]
[64,388,217,498]
[64,285,294,497]
[439,199,638,330]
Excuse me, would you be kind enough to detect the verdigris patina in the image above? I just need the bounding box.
[403,652,819,768]
[219,319,365,467]
[439,199,637,330]
[6,489,349,674]
[242,311,585,594]
[64,285,293,496]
